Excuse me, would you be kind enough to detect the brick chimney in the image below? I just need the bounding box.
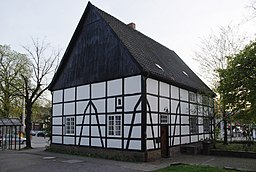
[127,22,136,30]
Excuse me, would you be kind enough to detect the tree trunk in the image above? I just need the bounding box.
[25,101,32,148]
[223,115,228,144]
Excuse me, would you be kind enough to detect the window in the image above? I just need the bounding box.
[189,92,196,102]
[115,97,123,112]
[160,114,168,124]
[190,117,198,134]
[203,117,210,133]
[66,117,75,134]
[108,115,121,136]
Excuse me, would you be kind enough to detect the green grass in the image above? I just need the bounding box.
[215,142,256,152]
[154,164,238,172]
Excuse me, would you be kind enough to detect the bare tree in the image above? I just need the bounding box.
[194,25,248,144]
[194,24,247,89]
[14,39,59,148]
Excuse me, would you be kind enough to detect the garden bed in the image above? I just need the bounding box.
[211,142,256,159]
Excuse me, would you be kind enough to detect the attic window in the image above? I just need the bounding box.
[155,64,164,71]
[182,71,189,77]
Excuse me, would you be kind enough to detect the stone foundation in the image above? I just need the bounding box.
[49,144,147,162]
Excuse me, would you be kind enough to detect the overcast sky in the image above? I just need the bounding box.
[1,0,255,77]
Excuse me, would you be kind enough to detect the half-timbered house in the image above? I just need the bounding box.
[49,2,215,161]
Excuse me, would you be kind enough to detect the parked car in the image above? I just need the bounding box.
[2,134,26,144]
[30,130,36,136]
[37,131,46,137]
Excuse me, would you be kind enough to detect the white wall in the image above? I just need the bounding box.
[51,75,142,150]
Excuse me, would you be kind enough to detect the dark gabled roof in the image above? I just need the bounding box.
[49,2,214,96]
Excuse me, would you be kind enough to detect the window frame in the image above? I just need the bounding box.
[108,115,122,137]
[65,116,75,135]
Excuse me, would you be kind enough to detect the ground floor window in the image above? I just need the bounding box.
[108,115,121,136]
[190,116,198,134]
[66,117,75,134]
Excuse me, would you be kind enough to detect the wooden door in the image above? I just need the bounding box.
[161,125,169,157]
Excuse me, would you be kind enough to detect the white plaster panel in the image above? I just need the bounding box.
[107,79,122,96]
[171,85,179,99]
[64,136,74,145]
[160,81,169,97]
[159,98,169,113]
[64,102,75,115]
[171,100,179,113]
[53,117,62,125]
[124,113,141,125]
[91,126,100,136]
[91,138,104,147]
[181,136,189,144]
[91,115,105,125]
[53,90,63,103]
[76,101,89,114]
[100,126,105,137]
[171,126,180,136]
[64,87,75,102]
[107,98,115,112]
[146,78,158,95]
[173,137,180,146]
[181,102,189,114]
[124,126,130,138]
[76,115,89,125]
[76,126,81,135]
[146,125,157,139]
[147,126,153,138]
[124,95,141,112]
[125,75,141,94]
[180,89,188,101]
[107,139,121,148]
[53,104,62,116]
[171,114,180,124]
[52,136,62,144]
[150,113,158,125]
[77,85,89,100]
[131,126,141,138]
[79,126,89,136]
[79,137,89,146]
[181,116,189,124]
[181,126,189,135]
[52,126,62,135]
[147,140,154,149]
[93,99,105,113]
[191,135,198,143]
[147,95,158,112]
[92,82,106,98]
[128,140,141,150]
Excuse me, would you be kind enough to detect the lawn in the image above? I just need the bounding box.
[154,164,238,172]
